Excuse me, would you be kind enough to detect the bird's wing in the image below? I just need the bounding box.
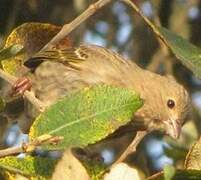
[24,44,135,71]
[27,45,140,106]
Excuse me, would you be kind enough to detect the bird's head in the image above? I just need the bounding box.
[136,74,191,139]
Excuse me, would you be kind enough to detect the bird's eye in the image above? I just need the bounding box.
[167,99,175,109]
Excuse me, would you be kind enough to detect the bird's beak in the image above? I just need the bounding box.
[165,119,181,139]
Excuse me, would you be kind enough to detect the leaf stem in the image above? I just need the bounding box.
[113,130,147,164]
[41,0,112,51]
[0,69,45,112]
[123,0,169,48]
[0,0,113,112]
[0,134,63,158]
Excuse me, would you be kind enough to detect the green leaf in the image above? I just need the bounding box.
[158,27,201,78]
[125,1,201,78]
[0,97,5,113]
[0,44,24,71]
[0,44,23,61]
[185,137,201,170]
[148,169,201,180]
[164,165,176,180]
[1,22,71,75]
[29,85,143,149]
[0,156,57,178]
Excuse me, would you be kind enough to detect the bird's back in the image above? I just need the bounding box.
[28,45,141,106]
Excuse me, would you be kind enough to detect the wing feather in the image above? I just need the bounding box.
[24,44,135,70]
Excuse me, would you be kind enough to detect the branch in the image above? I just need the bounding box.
[0,0,114,158]
[123,0,162,38]
[123,0,170,56]
[0,0,113,156]
[41,0,112,51]
[113,131,147,165]
[1,0,113,112]
[124,0,174,74]
[0,134,63,158]
[147,171,163,180]
[0,69,45,112]
[0,146,22,157]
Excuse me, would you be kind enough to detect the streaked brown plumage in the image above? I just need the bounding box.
[22,44,190,138]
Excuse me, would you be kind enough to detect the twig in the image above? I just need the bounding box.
[0,146,22,157]
[113,131,147,165]
[123,0,162,39]
[0,134,63,158]
[123,0,172,54]
[0,69,45,112]
[41,0,112,51]
[146,171,163,180]
[0,0,114,158]
[1,0,113,112]
[0,0,113,111]
[124,0,174,74]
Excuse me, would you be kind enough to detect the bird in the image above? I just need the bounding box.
[13,44,191,139]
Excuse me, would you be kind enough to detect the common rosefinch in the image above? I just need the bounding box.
[15,44,190,138]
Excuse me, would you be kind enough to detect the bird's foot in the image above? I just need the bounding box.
[12,77,32,96]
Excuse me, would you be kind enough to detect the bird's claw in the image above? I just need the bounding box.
[12,77,32,95]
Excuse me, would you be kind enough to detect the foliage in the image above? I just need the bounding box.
[185,137,201,170]
[0,156,57,179]
[1,23,71,75]
[158,27,201,78]
[29,85,142,149]
[0,0,200,179]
